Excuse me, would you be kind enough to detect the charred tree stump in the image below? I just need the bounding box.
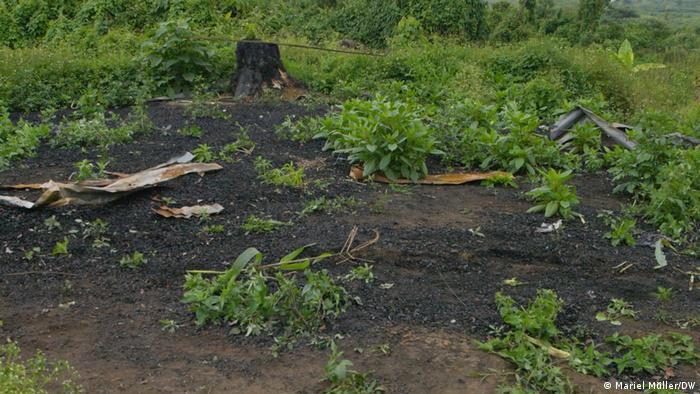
[232,40,304,99]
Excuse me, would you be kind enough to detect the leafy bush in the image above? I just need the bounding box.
[0,109,50,170]
[399,0,487,40]
[330,0,401,48]
[324,341,383,394]
[254,157,306,188]
[317,97,441,181]
[526,169,580,219]
[182,247,348,338]
[0,341,82,393]
[607,333,698,375]
[141,19,213,95]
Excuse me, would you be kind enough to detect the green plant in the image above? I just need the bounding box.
[603,216,637,247]
[159,319,181,333]
[607,333,698,375]
[481,173,517,188]
[182,247,346,339]
[254,157,306,188]
[43,215,61,231]
[241,215,291,234]
[0,109,50,170]
[526,169,580,219]
[82,219,110,248]
[595,298,638,326]
[219,132,255,161]
[345,264,375,284]
[141,19,213,95]
[653,286,673,303]
[324,341,384,394]
[179,124,203,138]
[317,97,442,182]
[192,144,213,162]
[185,90,230,120]
[300,196,359,216]
[120,251,147,269]
[202,224,225,234]
[276,115,323,143]
[52,238,69,256]
[73,158,107,181]
[0,340,82,393]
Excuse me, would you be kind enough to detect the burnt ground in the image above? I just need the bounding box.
[0,101,699,393]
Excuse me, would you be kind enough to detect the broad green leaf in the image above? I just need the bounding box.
[280,244,314,263]
[545,201,559,217]
[232,247,262,271]
[279,259,310,271]
[617,39,634,68]
[379,154,391,170]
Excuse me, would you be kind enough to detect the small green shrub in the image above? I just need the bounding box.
[141,19,213,95]
[526,169,580,219]
[51,238,69,256]
[192,144,214,162]
[0,341,82,393]
[179,124,203,138]
[595,298,638,326]
[0,109,50,170]
[241,215,290,234]
[603,216,636,247]
[254,157,306,188]
[182,247,348,338]
[607,333,698,375]
[331,0,401,48]
[120,251,147,269]
[324,341,383,394]
[317,97,441,181]
[344,264,375,284]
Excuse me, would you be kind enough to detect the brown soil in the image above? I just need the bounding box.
[1,101,698,393]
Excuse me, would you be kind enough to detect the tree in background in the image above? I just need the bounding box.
[520,0,536,22]
[578,0,610,32]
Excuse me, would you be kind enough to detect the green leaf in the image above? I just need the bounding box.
[545,201,559,217]
[232,247,262,271]
[280,244,314,263]
[279,260,310,271]
[617,39,635,68]
[379,154,391,170]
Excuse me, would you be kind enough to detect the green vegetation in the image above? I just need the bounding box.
[183,247,347,339]
[344,264,375,284]
[300,196,360,216]
[179,124,203,138]
[316,97,441,181]
[51,237,69,256]
[120,251,147,269]
[192,144,214,162]
[596,298,638,325]
[241,215,291,234]
[603,215,637,246]
[526,169,580,219]
[480,290,699,393]
[0,341,82,393]
[254,157,306,188]
[324,341,384,394]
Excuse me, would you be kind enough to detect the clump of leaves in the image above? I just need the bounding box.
[607,333,698,375]
[219,132,255,161]
[54,112,138,149]
[300,196,359,216]
[241,215,290,234]
[185,90,230,120]
[316,97,442,182]
[192,144,214,162]
[73,158,107,181]
[82,218,110,248]
[566,122,604,172]
[344,264,374,284]
[43,216,61,231]
[324,341,384,394]
[141,19,213,95]
[202,224,225,234]
[478,290,573,393]
[179,124,203,138]
[254,156,305,188]
[653,286,673,303]
[182,247,346,339]
[0,341,82,393]
[603,216,636,247]
[481,172,517,188]
[595,298,638,326]
[120,251,147,269]
[276,115,323,143]
[526,169,580,219]
[0,108,50,170]
[52,238,69,256]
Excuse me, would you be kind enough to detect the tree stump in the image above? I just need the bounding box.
[232,40,305,99]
